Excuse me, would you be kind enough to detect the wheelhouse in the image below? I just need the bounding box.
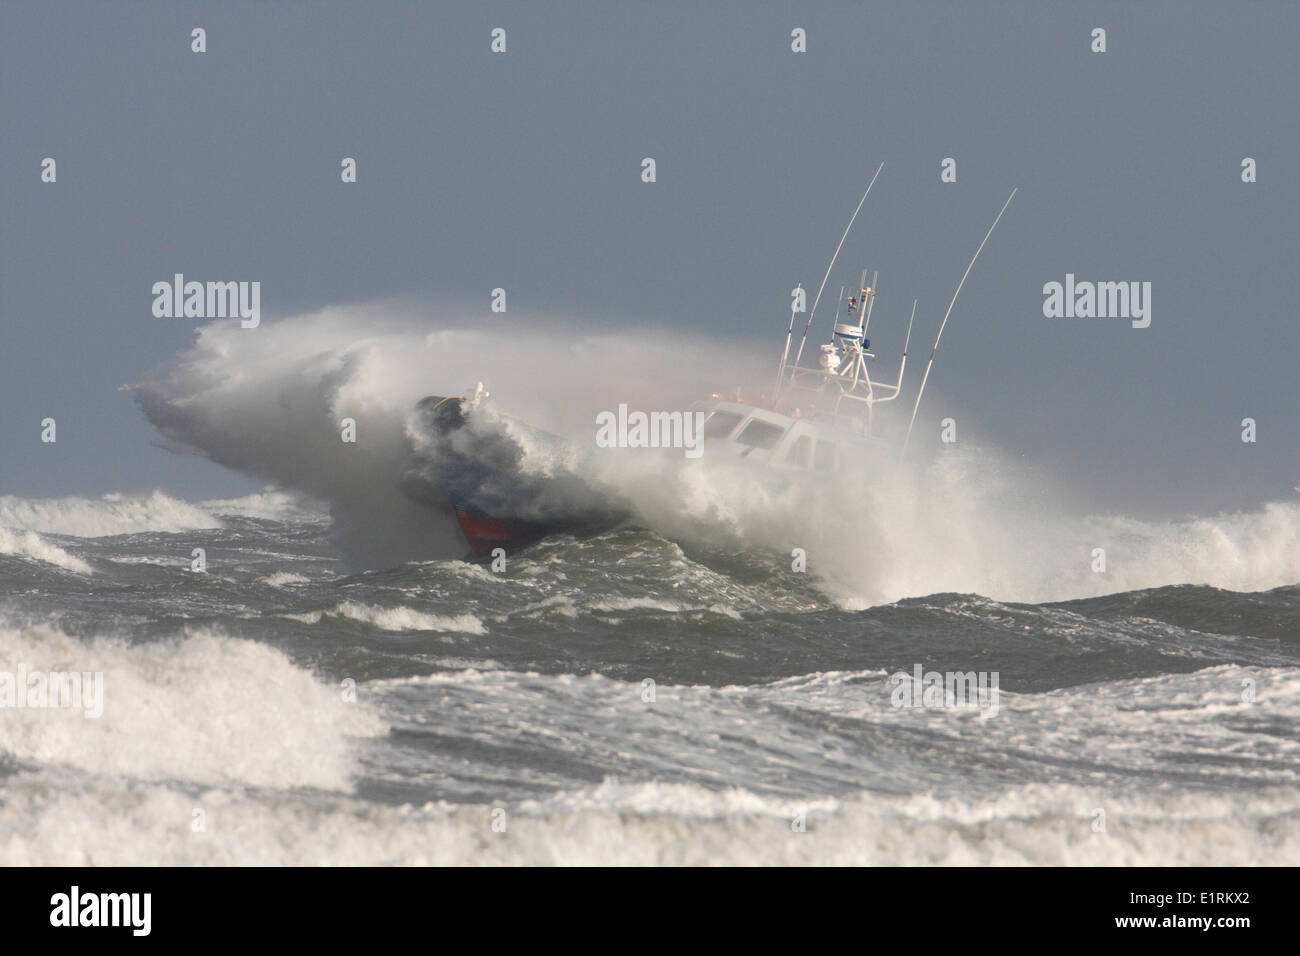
[692,399,860,473]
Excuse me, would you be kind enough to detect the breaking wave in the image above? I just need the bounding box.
[200,489,329,523]
[0,490,219,538]
[3,777,1296,866]
[132,305,1300,606]
[0,529,92,574]
[285,601,486,634]
[0,621,385,790]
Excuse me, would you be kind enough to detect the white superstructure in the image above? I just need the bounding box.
[696,166,1016,471]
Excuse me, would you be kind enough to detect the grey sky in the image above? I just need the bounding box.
[2,1,1296,517]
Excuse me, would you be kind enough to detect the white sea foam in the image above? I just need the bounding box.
[0,530,92,574]
[583,596,745,620]
[0,622,385,790]
[201,489,328,523]
[608,440,1300,607]
[131,306,764,570]
[1,776,1295,866]
[288,601,486,634]
[0,490,219,538]
[261,571,312,587]
[131,305,1300,606]
[588,597,690,613]
[2,626,1296,865]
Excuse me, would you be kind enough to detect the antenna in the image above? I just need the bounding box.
[784,162,884,387]
[774,286,802,393]
[892,298,917,388]
[901,188,1017,458]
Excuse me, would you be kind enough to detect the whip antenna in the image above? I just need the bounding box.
[775,288,802,394]
[902,188,1017,458]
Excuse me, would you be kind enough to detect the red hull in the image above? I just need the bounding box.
[454,508,548,557]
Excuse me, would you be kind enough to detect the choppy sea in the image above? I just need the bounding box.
[2,489,1298,865]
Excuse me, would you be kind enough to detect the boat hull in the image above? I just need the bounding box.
[453,505,555,557]
[407,394,628,555]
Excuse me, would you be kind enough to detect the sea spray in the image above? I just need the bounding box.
[131,303,1300,604]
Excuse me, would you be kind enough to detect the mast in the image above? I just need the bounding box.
[860,270,878,335]
[781,162,884,398]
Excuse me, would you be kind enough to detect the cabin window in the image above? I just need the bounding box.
[702,411,743,439]
[735,419,785,450]
[813,440,836,472]
[785,435,811,467]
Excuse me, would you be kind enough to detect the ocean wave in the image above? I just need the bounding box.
[2,776,1295,865]
[129,308,1300,606]
[0,530,92,574]
[286,601,486,634]
[260,571,312,587]
[0,622,385,790]
[201,489,329,523]
[0,490,219,538]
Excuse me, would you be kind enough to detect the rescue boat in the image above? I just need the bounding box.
[409,166,1015,556]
